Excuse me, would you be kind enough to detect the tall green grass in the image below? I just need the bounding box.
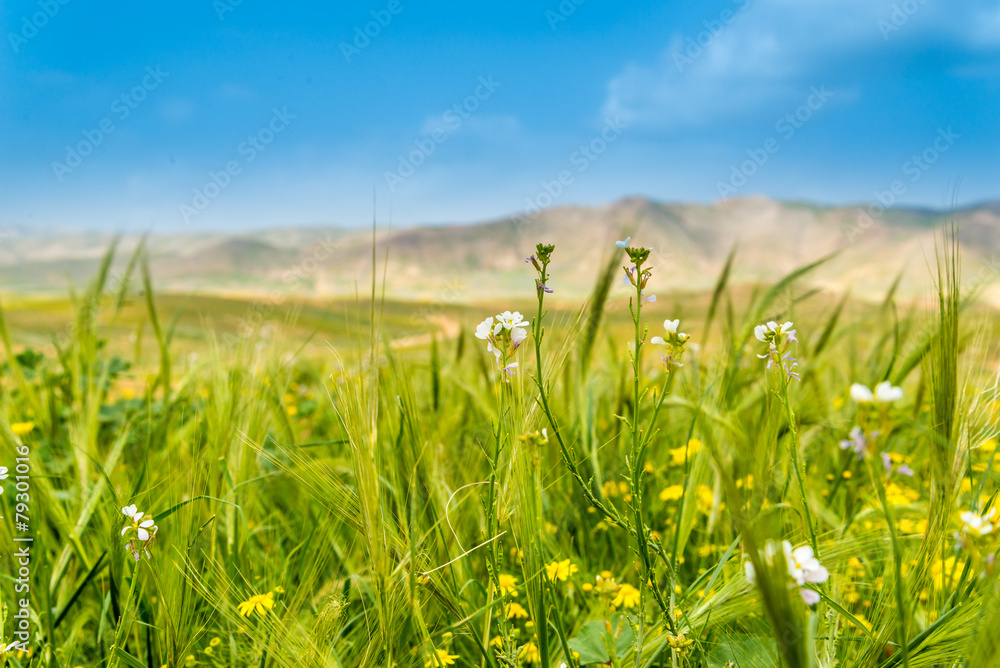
[0,225,993,667]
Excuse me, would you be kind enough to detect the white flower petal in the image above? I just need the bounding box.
[474,317,494,340]
[874,381,903,403]
[849,383,874,403]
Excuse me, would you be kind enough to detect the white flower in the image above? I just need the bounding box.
[496,311,525,330]
[615,236,631,249]
[121,507,158,541]
[849,383,875,403]
[756,321,796,342]
[511,326,528,348]
[874,381,903,403]
[784,543,829,587]
[850,381,903,404]
[745,540,827,606]
[475,317,496,340]
[961,509,996,537]
[136,518,157,541]
[651,319,688,345]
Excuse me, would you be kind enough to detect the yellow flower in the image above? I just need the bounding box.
[237,592,274,617]
[10,422,34,437]
[273,585,285,593]
[519,641,540,664]
[505,602,529,619]
[612,583,641,609]
[659,485,684,502]
[209,638,221,647]
[930,556,957,590]
[497,573,518,596]
[885,483,919,506]
[695,485,715,513]
[669,438,702,466]
[286,405,298,417]
[898,518,927,535]
[545,559,579,582]
[425,648,459,667]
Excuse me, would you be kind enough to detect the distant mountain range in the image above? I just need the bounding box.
[2,196,998,304]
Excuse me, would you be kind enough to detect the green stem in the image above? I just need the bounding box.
[108,560,142,668]
[780,364,819,556]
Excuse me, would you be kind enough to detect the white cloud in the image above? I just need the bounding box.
[601,0,1000,130]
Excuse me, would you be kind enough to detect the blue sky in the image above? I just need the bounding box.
[1,0,998,231]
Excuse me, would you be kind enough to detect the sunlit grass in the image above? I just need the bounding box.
[0,229,997,667]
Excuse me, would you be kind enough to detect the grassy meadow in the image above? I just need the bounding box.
[1,232,999,668]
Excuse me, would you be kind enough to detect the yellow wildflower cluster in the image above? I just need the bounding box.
[545,559,578,582]
[668,438,702,466]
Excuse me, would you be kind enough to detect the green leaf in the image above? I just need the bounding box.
[114,646,149,668]
[567,621,609,665]
[707,634,779,668]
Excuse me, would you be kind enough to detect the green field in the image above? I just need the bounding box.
[0,235,998,667]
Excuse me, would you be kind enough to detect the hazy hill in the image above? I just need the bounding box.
[1,196,998,305]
